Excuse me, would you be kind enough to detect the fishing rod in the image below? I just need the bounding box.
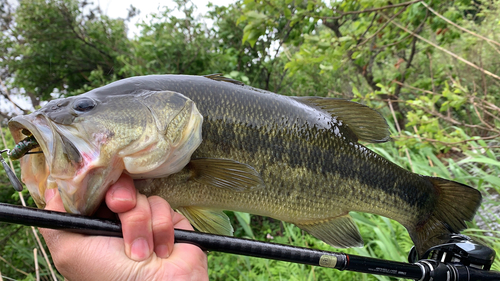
[0,153,498,280]
[0,203,498,281]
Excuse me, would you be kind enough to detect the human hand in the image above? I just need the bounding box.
[39,174,208,281]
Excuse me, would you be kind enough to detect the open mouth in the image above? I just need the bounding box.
[8,115,57,209]
[8,114,93,213]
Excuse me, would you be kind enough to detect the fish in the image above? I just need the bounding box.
[8,74,482,256]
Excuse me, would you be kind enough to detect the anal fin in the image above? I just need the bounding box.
[177,206,234,236]
[295,214,363,248]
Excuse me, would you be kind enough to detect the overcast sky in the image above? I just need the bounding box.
[97,0,235,36]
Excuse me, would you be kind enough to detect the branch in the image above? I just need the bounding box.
[357,6,409,47]
[390,79,434,94]
[471,96,494,130]
[392,98,500,134]
[481,108,500,123]
[427,52,436,93]
[356,13,378,45]
[381,13,500,81]
[324,0,423,20]
[421,2,500,49]
[0,77,28,114]
[0,254,29,276]
[393,11,427,98]
[59,5,114,67]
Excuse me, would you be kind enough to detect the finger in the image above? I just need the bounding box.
[168,243,208,280]
[148,196,174,258]
[119,192,153,261]
[171,210,195,231]
[105,174,136,214]
[166,207,208,277]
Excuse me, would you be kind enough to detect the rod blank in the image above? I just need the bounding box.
[0,203,425,279]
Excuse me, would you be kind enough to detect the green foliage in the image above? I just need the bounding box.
[1,0,500,280]
[239,0,500,141]
[118,1,217,77]
[3,0,131,100]
[209,211,411,280]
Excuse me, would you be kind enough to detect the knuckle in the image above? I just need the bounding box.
[122,211,150,225]
[152,217,172,230]
[148,196,171,210]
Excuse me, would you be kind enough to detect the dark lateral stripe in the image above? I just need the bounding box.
[197,119,433,211]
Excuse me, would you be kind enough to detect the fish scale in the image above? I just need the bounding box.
[8,74,481,256]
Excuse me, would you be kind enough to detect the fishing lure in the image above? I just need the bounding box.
[8,133,40,160]
[0,129,41,191]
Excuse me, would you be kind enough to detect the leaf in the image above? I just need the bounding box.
[234,212,254,238]
[284,8,292,19]
[459,157,500,167]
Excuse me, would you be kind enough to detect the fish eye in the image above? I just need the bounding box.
[73,98,96,112]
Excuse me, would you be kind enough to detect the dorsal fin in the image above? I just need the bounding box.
[204,74,245,86]
[293,97,390,143]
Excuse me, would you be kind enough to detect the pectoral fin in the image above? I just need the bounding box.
[188,158,265,192]
[295,214,363,248]
[177,207,234,236]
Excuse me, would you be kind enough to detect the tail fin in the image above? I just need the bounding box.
[408,177,481,257]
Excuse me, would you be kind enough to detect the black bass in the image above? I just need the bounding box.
[8,74,481,256]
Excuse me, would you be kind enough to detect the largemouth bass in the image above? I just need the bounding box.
[8,74,481,256]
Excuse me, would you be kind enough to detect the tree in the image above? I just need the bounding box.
[1,0,131,104]
[240,0,500,148]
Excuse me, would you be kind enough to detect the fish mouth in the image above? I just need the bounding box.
[9,114,58,209]
[8,114,109,214]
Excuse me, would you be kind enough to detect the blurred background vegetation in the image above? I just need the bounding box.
[0,0,499,280]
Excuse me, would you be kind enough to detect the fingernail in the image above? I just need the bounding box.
[155,244,170,258]
[130,238,150,261]
[44,188,56,202]
[112,186,133,202]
